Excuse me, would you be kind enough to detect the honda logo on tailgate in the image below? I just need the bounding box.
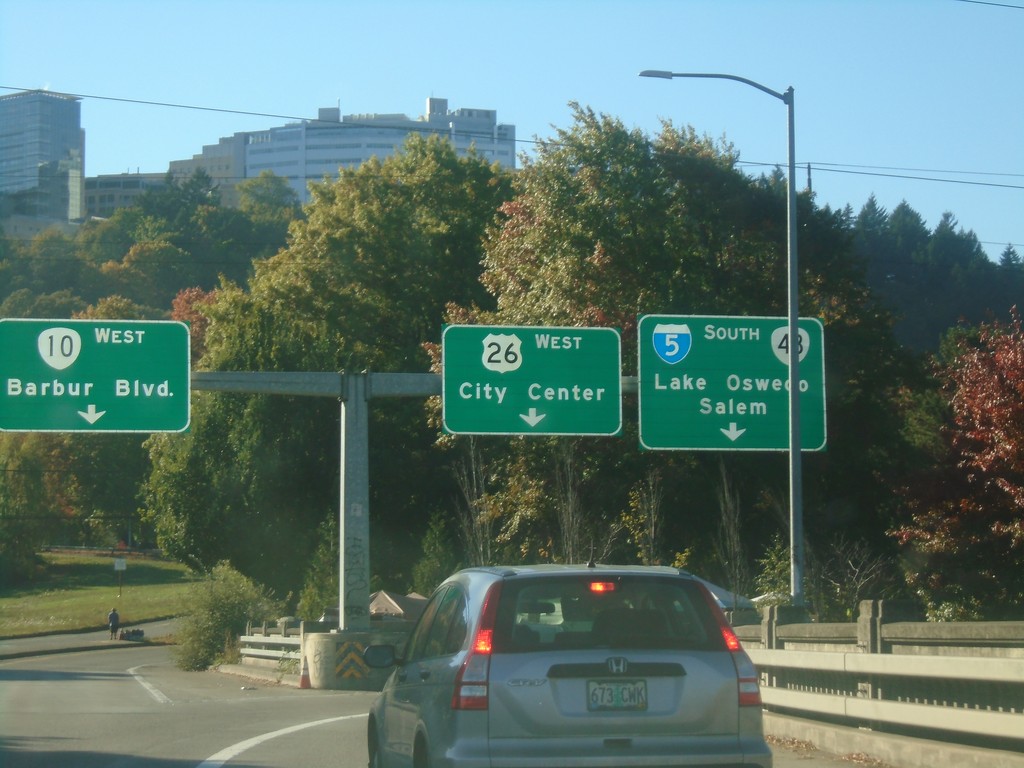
[607,657,628,675]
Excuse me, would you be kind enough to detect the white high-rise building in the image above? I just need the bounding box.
[170,97,516,204]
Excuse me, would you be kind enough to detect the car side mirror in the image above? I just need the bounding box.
[363,644,399,668]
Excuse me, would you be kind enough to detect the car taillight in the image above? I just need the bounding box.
[452,653,491,710]
[473,629,493,654]
[452,581,502,711]
[731,649,763,707]
[699,583,763,707]
[720,624,743,652]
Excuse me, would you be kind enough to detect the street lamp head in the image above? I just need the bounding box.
[639,69,789,103]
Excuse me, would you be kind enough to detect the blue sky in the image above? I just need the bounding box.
[2,0,1021,260]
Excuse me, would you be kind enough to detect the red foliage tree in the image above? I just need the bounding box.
[893,309,1024,618]
[171,287,216,364]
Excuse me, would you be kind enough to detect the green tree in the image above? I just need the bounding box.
[295,516,339,621]
[0,173,300,567]
[144,135,513,596]
[0,434,60,582]
[31,299,162,550]
[411,512,463,596]
[451,105,916,587]
[89,170,257,305]
[753,533,790,606]
[138,170,220,229]
[999,243,1021,269]
[74,210,143,302]
[0,288,85,319]
[236,170,302,256]
[853,195,895,287]
[888,201,930,264]
[854,201,1013,353]
[21,228,82,297]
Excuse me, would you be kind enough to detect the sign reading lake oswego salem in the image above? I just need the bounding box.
[0,319,191,433]
[442,325,621,436]
[638,315,825,451]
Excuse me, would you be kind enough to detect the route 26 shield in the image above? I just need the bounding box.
[481,333,523,373]
[652,323,692,365]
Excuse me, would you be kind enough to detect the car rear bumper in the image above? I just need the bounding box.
[481,734,772,767]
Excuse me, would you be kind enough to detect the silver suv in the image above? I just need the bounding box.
[363,564,771,767]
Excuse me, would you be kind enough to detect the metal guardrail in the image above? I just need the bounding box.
[732,600,1024,752]
[239,634,301,662]
[748,648,1024,742]
[240,621,304,663]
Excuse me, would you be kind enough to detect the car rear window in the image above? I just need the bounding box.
[492,574,725,652]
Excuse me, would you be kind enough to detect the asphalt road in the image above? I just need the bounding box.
[1,644,372,767]
[0,630,889,768]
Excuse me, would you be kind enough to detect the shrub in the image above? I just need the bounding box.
[295,516,337,621]
[173,561,283,671]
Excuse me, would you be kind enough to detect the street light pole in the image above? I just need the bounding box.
[639,69,804,607]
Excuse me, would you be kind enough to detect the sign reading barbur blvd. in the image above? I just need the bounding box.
[0,319,191,433]
[638,315,826,451]
[442,325,621,436]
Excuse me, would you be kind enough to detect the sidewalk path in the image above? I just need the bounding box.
[0,619,176,660]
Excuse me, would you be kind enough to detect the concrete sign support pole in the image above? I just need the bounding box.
[193,371,441,632]
[339,373,371,631]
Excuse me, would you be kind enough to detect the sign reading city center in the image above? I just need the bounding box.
[638,315,826,451]
[442,325,621,436]
[0,319,191,433]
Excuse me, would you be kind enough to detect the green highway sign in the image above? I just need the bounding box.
[638,315,826,451]
[0,319,191,433]
[443,325,621,436]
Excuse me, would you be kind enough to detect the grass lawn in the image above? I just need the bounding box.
[0,552,198,639]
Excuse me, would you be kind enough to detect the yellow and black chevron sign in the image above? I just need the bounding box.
[335,641,370,679]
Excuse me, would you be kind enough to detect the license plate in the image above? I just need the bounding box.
[587,679,647,711]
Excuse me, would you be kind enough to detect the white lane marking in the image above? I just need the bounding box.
[197,713,367,767]
[127,665,171,704]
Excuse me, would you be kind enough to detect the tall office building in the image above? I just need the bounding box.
[170,97,516,203]
[0,90,85,223]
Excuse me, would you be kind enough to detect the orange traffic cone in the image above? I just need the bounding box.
[299,656,311,689]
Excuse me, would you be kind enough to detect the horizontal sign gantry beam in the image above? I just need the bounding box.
[192,371,639,399]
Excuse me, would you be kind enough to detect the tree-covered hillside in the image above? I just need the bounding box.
[1,120,1020,620]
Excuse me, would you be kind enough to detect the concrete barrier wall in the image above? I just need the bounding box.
[304,628,411,691]
[241,619,417,691]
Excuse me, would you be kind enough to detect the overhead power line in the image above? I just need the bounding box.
[0,85,530,147]
[811,165,1024,192]
[3,84,1020,190]
[731,158,1024,192]
[953,0,1024,9]
[1,85,1019,247]
[809,160,1024,180]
